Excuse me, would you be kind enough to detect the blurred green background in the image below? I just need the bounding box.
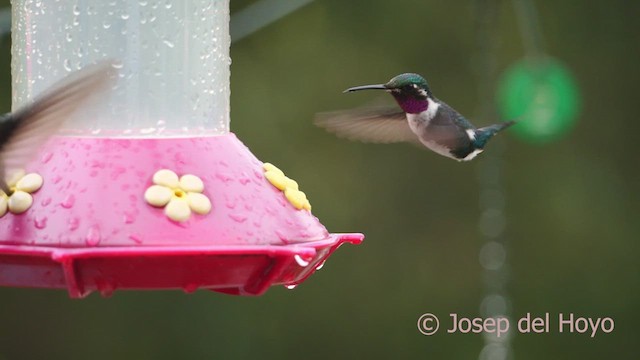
[0,0,638,359]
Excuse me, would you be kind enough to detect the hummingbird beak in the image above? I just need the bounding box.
[343,84,388,93]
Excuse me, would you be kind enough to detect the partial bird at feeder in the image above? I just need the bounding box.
[316,73,515,161]
[0,61,114,194]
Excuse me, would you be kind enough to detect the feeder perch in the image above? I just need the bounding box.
[0,0,362,298]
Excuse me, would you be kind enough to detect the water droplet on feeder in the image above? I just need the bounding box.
[63,58,72,71]
[274,230,287,242]
[128,233,142,244]
[316,261,326,270]
[97,281,115,298]
[215,172,233,183]
[123,212,135,224]
[60,194,76,208]
[68,217,80,231]
[183,283,199,293]
[111,60,123,69]
[284,284,297,290]
[110,166,127,180]
[294,254,309,267]
[34,216,47,229]
[225,199,236,209]
[41,152,53,164]
[86,226,101,246]
[228,213,247,223]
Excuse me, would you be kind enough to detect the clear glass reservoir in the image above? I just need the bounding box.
[11,0,230,137]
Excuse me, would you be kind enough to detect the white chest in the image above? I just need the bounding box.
[405,99,465,160]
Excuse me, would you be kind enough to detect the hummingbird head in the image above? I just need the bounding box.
[344,73,433,114]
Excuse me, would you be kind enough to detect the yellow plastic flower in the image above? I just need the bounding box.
[263,163,311,211]
[144,169,212,222]
[0,170,44,217]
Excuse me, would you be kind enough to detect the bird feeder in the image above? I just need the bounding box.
[0,0,362,298]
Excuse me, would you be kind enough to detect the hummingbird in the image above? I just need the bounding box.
[0,61,115,194]
[316,73,515,161]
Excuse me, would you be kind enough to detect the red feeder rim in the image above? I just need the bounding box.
[0,233,362,298]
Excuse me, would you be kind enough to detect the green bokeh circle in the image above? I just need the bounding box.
[497,58,580,143]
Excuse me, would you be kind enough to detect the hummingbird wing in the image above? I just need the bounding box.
[0,61,115,193]
[422,101,476,150]
[315,107,418,144]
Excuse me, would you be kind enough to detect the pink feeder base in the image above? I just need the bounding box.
[0,233,363,297]
[0,134,363,297]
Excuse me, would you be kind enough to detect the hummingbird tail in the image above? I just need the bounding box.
[474,120,516,148]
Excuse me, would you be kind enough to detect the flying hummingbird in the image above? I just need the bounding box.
[316,73,515,161]
[0,61,115,194]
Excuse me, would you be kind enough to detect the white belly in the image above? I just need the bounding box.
[406,111,458,160]
[422,139,459,159]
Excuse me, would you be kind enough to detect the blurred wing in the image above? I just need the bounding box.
[423,101,475,149]
[0,61,115,190]
[315,107,417,144]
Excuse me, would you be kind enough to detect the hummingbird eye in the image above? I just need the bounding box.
[403,84,420,94]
